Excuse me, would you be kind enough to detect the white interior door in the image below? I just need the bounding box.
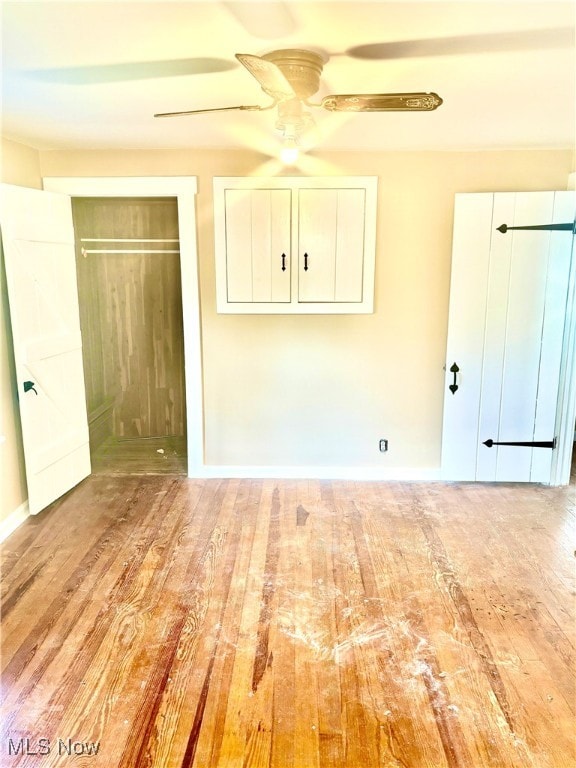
[1,183,90,514]
[442,191,575,483]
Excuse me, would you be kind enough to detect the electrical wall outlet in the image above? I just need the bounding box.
[379,439,388,452]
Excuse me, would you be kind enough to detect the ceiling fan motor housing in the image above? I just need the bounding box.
[262,49,325,99]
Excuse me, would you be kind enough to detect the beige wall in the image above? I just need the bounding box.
[1,138,42,527]
[40,146,572,469]
[1,142,572,512]
[2,137,43,188]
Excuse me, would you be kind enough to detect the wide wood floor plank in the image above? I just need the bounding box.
[1,476,574,767]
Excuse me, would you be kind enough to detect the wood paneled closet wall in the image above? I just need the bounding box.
[72,198,186,464]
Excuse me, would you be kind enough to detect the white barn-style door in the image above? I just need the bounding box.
[442,191,575,483]
[1,183,91,513]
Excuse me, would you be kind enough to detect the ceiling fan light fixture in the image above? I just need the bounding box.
[275,98,313,133]
[276,101,309,164]
[280,136,299,165]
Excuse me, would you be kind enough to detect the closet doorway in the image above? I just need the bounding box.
[72,197,187,474]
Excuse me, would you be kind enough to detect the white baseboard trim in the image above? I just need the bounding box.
[191,465,442,482]
[0,501,30,543]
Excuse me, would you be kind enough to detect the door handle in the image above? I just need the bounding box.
[303,252,309,271]
[281,253,286,272]
[448,363,459,394]
[23,380,38,395]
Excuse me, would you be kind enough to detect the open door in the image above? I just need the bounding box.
[0,184,90,514]
[442,191,575,483]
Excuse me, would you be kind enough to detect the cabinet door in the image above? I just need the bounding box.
[225,189,291,303]
[298,188,366,303]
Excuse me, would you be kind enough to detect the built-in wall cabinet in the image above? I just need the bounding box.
[213,176,378,313]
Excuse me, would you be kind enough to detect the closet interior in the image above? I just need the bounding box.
[72,197,187,474]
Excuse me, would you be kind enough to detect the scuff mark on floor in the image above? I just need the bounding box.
[296,505,310,526]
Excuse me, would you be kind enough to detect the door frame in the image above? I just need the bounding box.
[43,176,204,477]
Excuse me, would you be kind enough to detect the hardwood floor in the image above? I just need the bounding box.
[91,435,187,475]
[1,476,574,767]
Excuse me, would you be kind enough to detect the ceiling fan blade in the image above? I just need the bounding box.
[154,104,265,118]
[223,1,297,39]
[26,58,235,85]
[235,53,296,101]
[321,93,443,112]
[347,28,574,60]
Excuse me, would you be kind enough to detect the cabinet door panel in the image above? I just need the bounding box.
[225,189,291,303]
[335,189,366,302]
[225,190,253,302]
[298,188,365,303]
[298,189,337,302]
[270,190,292,302]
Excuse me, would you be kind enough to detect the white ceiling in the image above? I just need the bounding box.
[1,1,575,155]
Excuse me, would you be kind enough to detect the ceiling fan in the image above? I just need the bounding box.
[154,48,442,160]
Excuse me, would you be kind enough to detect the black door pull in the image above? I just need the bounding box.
[483,438,556,449]
[23,381,38,395]
[303,252,309,271]
[449,363,459,394]
[281,253,286,272]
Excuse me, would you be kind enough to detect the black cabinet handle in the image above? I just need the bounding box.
[449,363,459,394]
[304,252,309,271]
[281,253,286,272]
[23,380,38,395]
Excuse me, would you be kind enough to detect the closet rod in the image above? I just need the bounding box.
[80,237,180,243]
[81,248,180,256]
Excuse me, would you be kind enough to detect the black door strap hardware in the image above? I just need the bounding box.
[483,438,556,449]
[23,380,38,395]
[497,222,575,234]
[449,362,459,394]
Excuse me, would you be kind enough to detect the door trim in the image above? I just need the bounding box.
[43,177,204,477]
